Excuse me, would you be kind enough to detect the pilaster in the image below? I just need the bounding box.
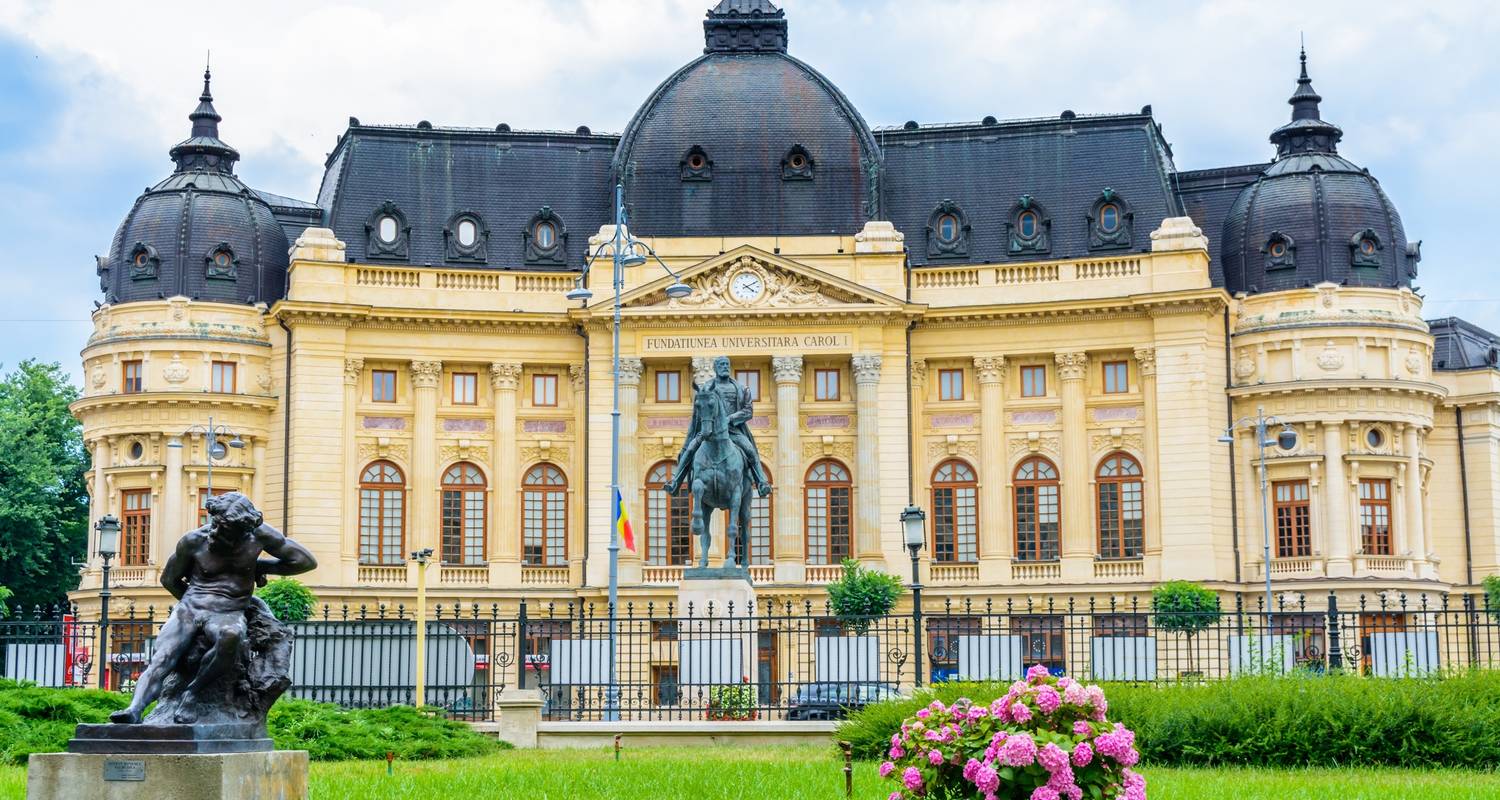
[410,360,442,557]
[1404,424,1432,577]
[617,358,645,574]
[1134,347,1162,575]
[973,356,1008,578]
[341,358,363,566]
[491,362,523,581]
[162,438,183,563]
[1055,352,1090,579]
[772,355,805,582]
[1323,420,1352,577]
[852,353,883,559]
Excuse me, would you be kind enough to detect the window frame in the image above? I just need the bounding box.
[451,372,478,406]
[739,461,774,566]
[813,368,841,402]
[521,463,568,567]
[938,368,965,401]
[197,486,233,527]
[930,459,978,564]
[440,462,487,566]
[122,360,144,394]
[1102,361,1128,394]
[1020,365,1046,398]
[371,369,397,403]
[210,360,237,393]
[1273,479,1312,558]
[359,461,406,566]
[1358,478,1392,556]
[804,459,852,565]
[735,369,761,402]
[644,460,693,566]
[1095,453,1144,560]
[1013,456,1060,562]
[656,370,682,404]
[532,373,559,407]
[120,488,152,566]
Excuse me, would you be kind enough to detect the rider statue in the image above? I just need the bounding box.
[665,356,772,498]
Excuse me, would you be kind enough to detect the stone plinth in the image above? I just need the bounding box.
[68,723,271,754]
[677,576,756,618]
[27,750,308,800]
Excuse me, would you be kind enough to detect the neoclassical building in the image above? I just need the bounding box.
[73,1,1500,618]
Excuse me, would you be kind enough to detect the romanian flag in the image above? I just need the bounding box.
[614,488,636,552]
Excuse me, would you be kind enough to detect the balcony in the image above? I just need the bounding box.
[520,566,571,586]
[929,563,980,584]
[1092,559,1145,580]
[1010,561,1062,582]
[439,565,489,586]
[357,564,407,586]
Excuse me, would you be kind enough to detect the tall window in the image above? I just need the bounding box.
[451,372,477,405]
[359,461,405,565]
[805,460,852,565]
[814,369,840,401]
[735,369,761,402]
[121,489,151,566]
[1021,365,1046,397]
[522,463,567,566]
[1102,361,1128,394]
[211,361,236,393]
[1359,478,1392,555]
[931,459,978,563]
[1273,480,1312,558]
[372,370,396,403]
[1014,457,1060,561]
[656,370,681,403]
[1096,453,1143,559]
[645,461,692,566]
[197,487,233,527]
[122,360,143,394]
[441,462,486,565]
[938,369,964,401]
[532,374,558,407]
[737,463,773,566]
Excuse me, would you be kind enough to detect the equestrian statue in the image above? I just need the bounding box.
[664,356,771,571]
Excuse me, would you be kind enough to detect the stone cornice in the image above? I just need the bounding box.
[71,392,278,416]
[918,289,1228,328]
[1230,378,1447,402]
[270,301,574,333]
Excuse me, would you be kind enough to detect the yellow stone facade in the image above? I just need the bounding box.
[69,216,1500,617]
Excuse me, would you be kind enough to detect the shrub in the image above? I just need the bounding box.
[267,698,505,761]
[0,679,128,765]
[706,677,757,721]
[879,666,1144,800]
[1151,581,1221,674]
[256,577,317,622]
[1484,575,1500,621]
[826,558,904,635]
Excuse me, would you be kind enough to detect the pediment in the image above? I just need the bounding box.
[616,247,907,313]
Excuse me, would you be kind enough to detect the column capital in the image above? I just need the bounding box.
[1054,351,1088,382]
[618,357,645,387]
[490,361,523,390]
[410,360,443,389]
[690,357,715,388]
[910,358,928,387]
[973,356,1007,385]
[1133,347,1156,377]
[343,358,365,386]
[569,363,587,389]
[851,353,882,385]
[771,355,804,385]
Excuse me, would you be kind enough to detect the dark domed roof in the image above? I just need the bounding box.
[612,1,880,236]
[99,70,289,306]
[1221,51,1417,295]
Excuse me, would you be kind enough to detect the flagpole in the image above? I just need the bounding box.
[605,182,624,723]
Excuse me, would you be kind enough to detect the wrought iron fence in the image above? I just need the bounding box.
[5,591,1500,721]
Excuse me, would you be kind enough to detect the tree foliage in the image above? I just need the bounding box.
[256,577,317,622]
[1151,580,1222,636]
[826,558,904,634]
[1484,575,1500,622]
[0,361,88,610]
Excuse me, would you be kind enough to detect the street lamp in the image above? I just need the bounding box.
[410,547,433,708]
[185,415,245,501]
[94,514,120,689]
[900,505,926,687]
[1219,405,1298,626]
[563,182,693,721]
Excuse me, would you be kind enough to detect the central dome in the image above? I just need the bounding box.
[613,1,880,237]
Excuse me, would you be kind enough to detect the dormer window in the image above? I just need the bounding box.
[781,145,814,181]
[1006,195,1051,255]
[1262,231,1296,271]
[444,212,489,263]
[1087,189,1133,251]
[1350,229,1383,268]
[681,146,712,182]
[1099,204,1120,232]
[524,207,568,267]
[204,244,238,280]
[365,201,410,261]
[925,200,971,260]
[128,243,160,281]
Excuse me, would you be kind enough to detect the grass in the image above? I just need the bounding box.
[3,745,1500,799]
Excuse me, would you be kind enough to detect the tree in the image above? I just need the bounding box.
[826,558,904,635]
[0,361,88,610]
[255,577,317,622]
[1151,580,1222,676]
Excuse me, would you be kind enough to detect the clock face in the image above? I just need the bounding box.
[729,270,765,302]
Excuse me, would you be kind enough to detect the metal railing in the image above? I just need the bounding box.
[5,591,1500,721]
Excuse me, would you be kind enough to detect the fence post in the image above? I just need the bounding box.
[911,586,924,689]
[517,599,529,691]
[1326,590,1342,672]
[1465,593,1480,669]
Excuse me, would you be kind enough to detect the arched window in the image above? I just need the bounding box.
[931,459,978,563]
[805,459,852,565]
[523,207,568,267]
[359,461,405,566]
[1096,453,1143,560]
[444,211,489,263]
[522,463,567,566]
[925,200,971,260]
[365,202,410,261]
[645,461,693,566]
[441,462,486,565]
[735,463,774,566]
[1013,457,1059,562]
[1087,189,1133,251]
[1007,195,1051,255]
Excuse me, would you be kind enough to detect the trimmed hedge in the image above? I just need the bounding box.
[837,671,1500,768]
[0,681,504,764]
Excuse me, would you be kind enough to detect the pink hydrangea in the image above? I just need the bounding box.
[1071,741,1093,767]
[879,761,895,778]
[1072,720,1091,737]
[889,745,905,759]
[928,748,945,765]
[1030,786,1061,800]
[888,793,902,800]
[1010,702,1033,724]
[902,767,924,791]
[997,732,1038,766]
[973,763,1000,794]
[1062,682,1089,707]
[1035,686,1062,714]
[916,708,931,719]
[1037,742,1070,773]
[1121,769,1147,800]
[962,758,981,781]
[1027,664,1052,682]
[1094,725,1140,767]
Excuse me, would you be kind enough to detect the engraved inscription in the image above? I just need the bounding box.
[104,760,146,781]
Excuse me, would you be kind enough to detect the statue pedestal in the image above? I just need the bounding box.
[677,576,758,695]
[677,575,756,618]
[26,750,308,800]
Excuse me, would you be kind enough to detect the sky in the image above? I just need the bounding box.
[1,0,1497,385]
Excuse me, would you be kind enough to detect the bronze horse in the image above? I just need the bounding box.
[686,382,754,570]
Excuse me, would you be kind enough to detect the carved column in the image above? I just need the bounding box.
[490,362,523,566]
[852,354,883,559]
[342,358,363,564]
[162,437,183,565]
[410,360,442,557]
[1403,424,1428,574]
[1055,352,1090,569]
[974,356,1008,561]
[690,357,715,391]
[1322,421,1352,577]
[1134,347,1162,560]
[772,356,804,581]
[617,358,645,567]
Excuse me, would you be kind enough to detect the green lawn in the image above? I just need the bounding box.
[4,746,1499,798]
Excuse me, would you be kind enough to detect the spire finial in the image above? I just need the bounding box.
[1268,41,1342,157]
[201,52,213,103]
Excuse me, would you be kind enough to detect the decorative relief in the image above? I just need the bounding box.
[972,356,1006,384]
[927,439,979,459]
[771,355,804,384]
[910,358,928,387]
[522,420,567,434]
[1316,341,1344,372]
[1008,434,1060,457]
[1090,432,1144,453]
[1404,348,1426,378]
[569,363,586,389]
[1132,347,1156,378]
[802,439,855,460]
[443,418,489,433]
[931,413,975,428]
[851,354,882,384]
[1234,353,1257,380]
[748,415,771,429]
[410,360,442,388]
[755,439,775,461]
[1054,352,1088,381]
[256,371,272,391]
[162,354,190,385]
[362,416,406,431]
[90,364,106,389]
[357,441,409,462]
[520,444,570,464]
[645,416,691,431]
[490,361,523,390]
[690,357,714,387]
[1090,407,1141,423]
[1319,283,1337,309]
[645,256,859,309]
[640,439,674,463]
[806,414,850,429]
[439,443,490,464]
[1010,410,1058,426]
[617,357,645,387]
[343,358,366,386]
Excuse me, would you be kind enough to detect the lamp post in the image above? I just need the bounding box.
[185,415,245,502]
[94,514,120,689]
[1218,405,1298,626]
[410,547,433,708]
[563,182,691,721]
[901,505,926,687]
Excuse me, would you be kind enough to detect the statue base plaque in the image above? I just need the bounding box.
[26,749,308,800]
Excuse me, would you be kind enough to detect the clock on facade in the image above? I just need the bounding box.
[729,270,765,303]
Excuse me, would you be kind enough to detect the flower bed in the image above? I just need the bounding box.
[879,665,1145,800]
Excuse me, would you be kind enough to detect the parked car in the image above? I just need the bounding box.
[785,681,903,720]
